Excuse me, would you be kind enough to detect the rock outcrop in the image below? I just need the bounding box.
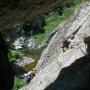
[20,2,90,90]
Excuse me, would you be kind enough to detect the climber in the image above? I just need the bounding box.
[61,39,70,52]
[68,34,76,49]
[61,35,77,52]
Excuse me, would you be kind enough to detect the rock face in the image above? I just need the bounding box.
[20,2,90,90]
[17,57,34,67]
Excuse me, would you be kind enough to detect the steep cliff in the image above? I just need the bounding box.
[20,2,90,90]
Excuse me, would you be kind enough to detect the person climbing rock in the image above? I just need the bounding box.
[61,35,78,52]
[68,35,76,49]
[61,39,70,52]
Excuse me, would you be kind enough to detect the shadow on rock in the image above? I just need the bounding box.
[45,37,90,90]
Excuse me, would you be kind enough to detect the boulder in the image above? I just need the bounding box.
[13,37,25,49]
[27,38,38,48]
[17,57,34,67]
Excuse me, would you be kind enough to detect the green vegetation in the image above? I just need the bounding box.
[35,13,65,44]
[22,16,46,38]
[63,6,75,18]
[8,48,39,62]
[19,48,40,61]
[35,0,89,44]
[8,50,22,62]
[13,76,26,90]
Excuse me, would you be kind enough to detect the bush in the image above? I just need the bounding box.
[8,50,22,62]
[35,12,65,44]
[63,6,75,19]
[21,15,46,38]
[13,76,26,90]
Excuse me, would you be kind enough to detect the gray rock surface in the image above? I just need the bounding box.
[13,37,38,49]
[17,57,34,67]
[27,38,38,48]
[20,2,90,90]
[13,37,25,49]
